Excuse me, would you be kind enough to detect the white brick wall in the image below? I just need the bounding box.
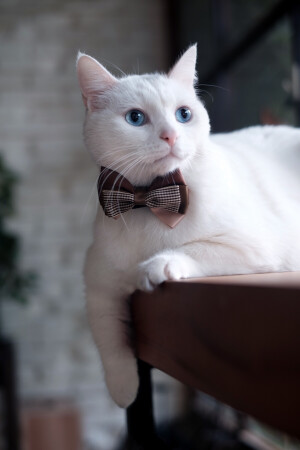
[0,1,171,448]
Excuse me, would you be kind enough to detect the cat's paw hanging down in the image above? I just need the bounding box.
[104,352,139,408]
[85,277,140,408]
[138,251,200,291]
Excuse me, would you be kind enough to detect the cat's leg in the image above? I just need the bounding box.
[86,287,138,407]
[137,240,264,291]
[85,249,138,407]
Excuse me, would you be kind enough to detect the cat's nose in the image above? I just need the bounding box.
[160,129,178,147]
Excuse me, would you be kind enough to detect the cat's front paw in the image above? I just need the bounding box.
[137,252,196,292]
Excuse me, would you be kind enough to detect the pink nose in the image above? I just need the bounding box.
[160,129,178,147]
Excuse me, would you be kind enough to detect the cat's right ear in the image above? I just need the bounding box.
[168,44,197,89]
[76,52,117,111]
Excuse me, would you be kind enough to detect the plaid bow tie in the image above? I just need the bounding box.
[97,167,189,228]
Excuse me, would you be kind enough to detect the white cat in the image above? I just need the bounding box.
[77,45,300,408]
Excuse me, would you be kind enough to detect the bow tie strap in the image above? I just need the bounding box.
[97,167,189,228]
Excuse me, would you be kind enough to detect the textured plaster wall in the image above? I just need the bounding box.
[0,1,171,448]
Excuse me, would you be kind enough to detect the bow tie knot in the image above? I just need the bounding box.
[97,167,189,228]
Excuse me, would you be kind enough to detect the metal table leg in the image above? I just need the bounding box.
[0,338,20,450]
[126,360,171,450]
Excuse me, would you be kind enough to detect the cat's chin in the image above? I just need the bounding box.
[152,155,177,171]
[152,154,186,177]
[127,159,184,186]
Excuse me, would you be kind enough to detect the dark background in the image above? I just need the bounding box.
[168,0,296,132]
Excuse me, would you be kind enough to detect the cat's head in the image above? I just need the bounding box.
[77,45,210,185]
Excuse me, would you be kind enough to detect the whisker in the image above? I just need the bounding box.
[197,83,230,93]
[97,149,141,167]
[98,152,145,193]
[197,88,214,103]
[101,58,127,77]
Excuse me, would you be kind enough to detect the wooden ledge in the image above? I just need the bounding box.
[181,270,300,287]
[131,271,300,438]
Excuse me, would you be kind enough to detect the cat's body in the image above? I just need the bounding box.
[77,46,300,407]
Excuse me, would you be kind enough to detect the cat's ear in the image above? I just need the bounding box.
[76,52,117,111]
[168,44,197,88]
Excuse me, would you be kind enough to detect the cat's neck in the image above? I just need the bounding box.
[182,137,232,191]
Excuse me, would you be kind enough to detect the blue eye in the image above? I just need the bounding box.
[125,109,146,126]
[175,107,192,123]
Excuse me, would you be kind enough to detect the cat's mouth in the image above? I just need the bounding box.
[153,149,182,164]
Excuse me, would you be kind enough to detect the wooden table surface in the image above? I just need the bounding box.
[183,270,300,287]
[131,271,300,438]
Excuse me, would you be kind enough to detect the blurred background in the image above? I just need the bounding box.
[0,0,300,449]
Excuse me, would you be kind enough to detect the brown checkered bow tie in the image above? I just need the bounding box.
[97,167,189,228]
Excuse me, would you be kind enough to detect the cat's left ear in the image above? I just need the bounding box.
[76,52,118,111]
[168,44,197,89]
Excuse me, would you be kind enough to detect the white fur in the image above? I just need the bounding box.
[77,46,300,407]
